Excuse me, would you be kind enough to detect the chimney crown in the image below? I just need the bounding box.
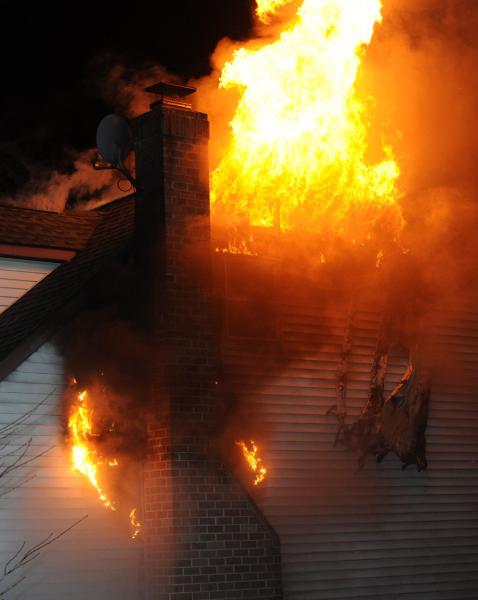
[145,81,196,111]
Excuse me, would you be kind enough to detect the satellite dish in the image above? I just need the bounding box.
[96,114,132,166]
[92,114,136,189]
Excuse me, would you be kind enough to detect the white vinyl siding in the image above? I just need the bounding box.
[0,342,141,599]
[223,298,478,600]
[0,258,58,314]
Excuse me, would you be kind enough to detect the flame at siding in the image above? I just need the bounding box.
[69,389,117,511]
[68,386,141,539]
[237,440,267,486]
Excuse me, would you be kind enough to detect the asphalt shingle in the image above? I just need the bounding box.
[0,196,135,366]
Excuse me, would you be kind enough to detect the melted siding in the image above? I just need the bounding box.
[223,298,478,600]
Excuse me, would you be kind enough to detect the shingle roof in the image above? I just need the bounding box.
[0,205,100,250]
[0,196,135,369]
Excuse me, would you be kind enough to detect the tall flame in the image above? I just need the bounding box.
[211,0,401,240]
[256,0,294,22]
[237,440,267,485]
[68,386,142,538]
[68,390,116,510]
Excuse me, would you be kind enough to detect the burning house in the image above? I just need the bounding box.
[1,1,478,599]
[0,83,281,599]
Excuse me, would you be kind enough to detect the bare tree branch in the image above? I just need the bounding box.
[0,575,26,599]
[0,390,88,598]
[0,442,55,480]
[0,515,88,598]
[0,475,35,499]
[0,391,55,439]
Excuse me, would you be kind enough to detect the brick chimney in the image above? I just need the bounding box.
[134,82,282,600]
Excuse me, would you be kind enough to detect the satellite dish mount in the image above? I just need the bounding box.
[92,114,136,189]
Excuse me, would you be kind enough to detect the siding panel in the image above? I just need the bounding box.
[0,342,141,599]
[0,258,57,314]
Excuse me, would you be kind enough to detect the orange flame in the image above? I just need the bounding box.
[68,385,142,537]
[256,0,294,22]
[211,0,401,242]
[130,507,141,540]
[68,389,116,510]
[237,440,267,485]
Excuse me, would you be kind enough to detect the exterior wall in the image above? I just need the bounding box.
[222,288,478,599]
[0,258,57,314]
[135,98,282,599]
[0,341,142,599]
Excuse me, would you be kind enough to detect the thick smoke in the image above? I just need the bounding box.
[0,58,179,213]
[59,257,158,511]
[359,0,478,326]
[94,59,181,118]
[0,61,183,212]
[6,150,120,212]
[0,145,120,213]
[366,0,478,196]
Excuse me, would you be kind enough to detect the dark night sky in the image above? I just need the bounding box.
[0,1,254,197]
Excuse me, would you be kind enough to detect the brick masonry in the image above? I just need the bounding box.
[134,91,282,599]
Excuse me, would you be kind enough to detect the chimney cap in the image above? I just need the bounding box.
[145,81,196,98]
[145,82,196,111]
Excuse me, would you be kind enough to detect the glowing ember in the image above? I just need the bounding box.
[237,440,267,485]
[211,0,401,241]
[68,389,116,511]
[130,507,141,540]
